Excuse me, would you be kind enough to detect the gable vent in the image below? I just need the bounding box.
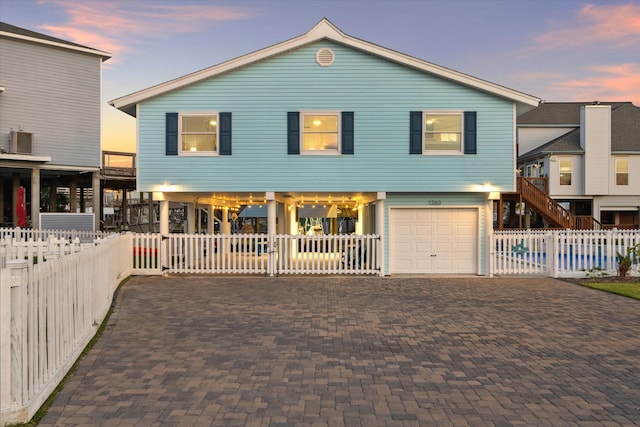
[316,48,335,67]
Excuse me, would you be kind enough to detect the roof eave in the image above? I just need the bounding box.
[110,18,540,116]
[0,30,111,60]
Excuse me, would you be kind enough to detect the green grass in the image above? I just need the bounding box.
[579,282,640,300]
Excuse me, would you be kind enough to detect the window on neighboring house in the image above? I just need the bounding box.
[559,159,572,185]
[180,113,218,154]
[410,111,476,155]
[288,111,354,155]
[616,158,629,185]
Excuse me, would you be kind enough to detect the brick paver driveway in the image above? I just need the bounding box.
[39,276,640,426]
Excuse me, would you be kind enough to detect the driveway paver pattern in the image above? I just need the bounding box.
[38,276,640,426]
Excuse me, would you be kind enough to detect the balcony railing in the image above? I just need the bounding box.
[102,150,136,177]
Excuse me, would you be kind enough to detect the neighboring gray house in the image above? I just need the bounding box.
[516,102,640,228]
[0,22,110,229]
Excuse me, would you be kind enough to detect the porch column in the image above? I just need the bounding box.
[485,194,493,277]
[50,183,57,212]
[148,192,154,232]
[375,192,386,276]
[31,168,40,229]
[159,199,169,235]
[208,205,215,234]
[355,203,364,235]
[69,178,78,213]
[187,203,196,234]
[266,192,276,236]
[92,172,100,231]
[277,202,286,234]
[221,207,230,234]
[288,204,297,235]
[12,174,19,226]
[121,189,128,229]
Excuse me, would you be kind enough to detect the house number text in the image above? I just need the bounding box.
[428,200,442,205]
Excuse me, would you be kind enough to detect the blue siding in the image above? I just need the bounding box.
[137,41,515,193]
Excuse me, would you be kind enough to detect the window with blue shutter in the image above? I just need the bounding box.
[341,112,354,155]
[409,111,423,154]
[287,112,300,155]
[219,112,232,155]
[166,112,178,155]
[463,111,477,154]
[411,111,477,155]
[288,111,354,155]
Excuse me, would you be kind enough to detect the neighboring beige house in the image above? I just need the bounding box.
[0,22,110,230]
[517,102,640,229]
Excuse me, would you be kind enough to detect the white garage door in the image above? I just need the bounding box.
[390,208,478,274]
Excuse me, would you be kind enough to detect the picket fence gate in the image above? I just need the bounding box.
[133,233,382,276]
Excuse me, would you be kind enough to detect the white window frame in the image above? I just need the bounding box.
[178,112,219,156]
[300,111,341,156]
[615,158,629,186]
[423,111,464,155]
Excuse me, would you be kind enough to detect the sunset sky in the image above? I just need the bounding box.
[2,0,639,153]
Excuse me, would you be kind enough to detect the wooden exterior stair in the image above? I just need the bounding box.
[501,177,602,230]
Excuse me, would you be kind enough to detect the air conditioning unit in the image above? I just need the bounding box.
[10,131,33,154]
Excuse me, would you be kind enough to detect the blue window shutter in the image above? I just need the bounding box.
[464,111,477,154]
[409,111,423,154]
[341,112,354,155]
[219,112,232,155]
[287,112,300,155]
[166,113,178,155]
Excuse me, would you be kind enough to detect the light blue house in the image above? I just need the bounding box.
[110,19,540,275]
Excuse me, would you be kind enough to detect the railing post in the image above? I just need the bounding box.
[6,260,28,416]
[546,231,557,277]
[0,268,13,411]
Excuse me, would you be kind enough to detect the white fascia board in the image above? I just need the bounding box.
[109,19,539,115]
[0,31,111,60]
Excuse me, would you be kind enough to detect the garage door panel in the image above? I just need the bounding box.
[414,210,434,221]
[391,208,477,274]
[415,242,432,253]
[415,225,432,236]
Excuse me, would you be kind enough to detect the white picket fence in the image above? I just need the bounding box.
[491,229,640,277]
[0,233,132,425]
[4,226,638,425]
[0,236,85,270]
[0,227,109,242]
[132,233,381,276]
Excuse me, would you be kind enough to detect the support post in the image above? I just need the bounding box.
[187,203,196,234]
[266,192,277,277]
[69,178,78,213]
[159,200,169,236]
[221,207,230,234]
[93,171,101,231]
[375,192,385,276]
[12,174,19,227]
[31,168,40,229]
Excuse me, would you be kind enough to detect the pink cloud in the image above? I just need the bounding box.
[35,0,255,59]
[534,3,640,49]
[549,63,640,105]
